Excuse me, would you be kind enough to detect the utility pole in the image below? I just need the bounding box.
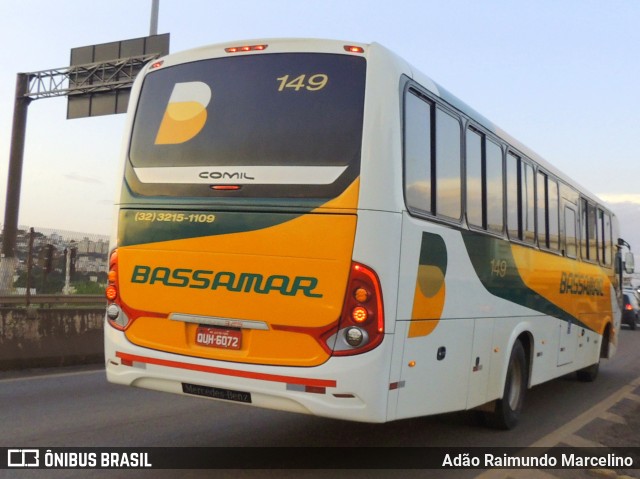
[0,73,31,293]
[26,227,34,304]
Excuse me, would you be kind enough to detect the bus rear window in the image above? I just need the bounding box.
[128,53,366,199]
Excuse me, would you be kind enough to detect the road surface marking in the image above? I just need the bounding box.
[474,374,640,479]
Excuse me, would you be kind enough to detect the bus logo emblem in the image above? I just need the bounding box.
[155,81,211,145]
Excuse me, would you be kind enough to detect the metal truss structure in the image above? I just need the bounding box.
[21,53,160,100]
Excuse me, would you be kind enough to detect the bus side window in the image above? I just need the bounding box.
[580,199,599,262]
[537,171,548,248]
[548,179,560,250]
[507,153,520,240]
[466,128,504,234]
[588,202,598,262]
[404,90,433,214]
[521,162,535,243]
[486,140,504,234]
[564,206,577,258]
[599,208,612,266]
[435,108,461,220]
[536,173,560,251]
[507,152,535,244]
[466,128,483,228]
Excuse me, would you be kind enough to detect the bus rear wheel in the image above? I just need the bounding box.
[487,339,528,430]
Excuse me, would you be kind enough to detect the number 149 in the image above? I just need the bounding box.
[277,74,328,92]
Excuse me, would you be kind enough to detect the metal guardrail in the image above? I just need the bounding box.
[0,294,105,305]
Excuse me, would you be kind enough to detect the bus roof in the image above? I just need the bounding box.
[147,37,613,213]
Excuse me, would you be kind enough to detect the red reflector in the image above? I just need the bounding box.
[225,44,268,53]
[304,386,326,394]
[344,45,364,53]
[211,185,241,190]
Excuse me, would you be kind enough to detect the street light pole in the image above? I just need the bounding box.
[150,0,160,36]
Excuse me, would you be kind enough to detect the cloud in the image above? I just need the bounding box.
[64,173,102,185]
[609,202,640,265]
[597,193,640,205]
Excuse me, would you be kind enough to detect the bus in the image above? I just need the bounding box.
[104,38,632,429]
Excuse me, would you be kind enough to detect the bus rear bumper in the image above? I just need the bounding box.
[104,323,393,423]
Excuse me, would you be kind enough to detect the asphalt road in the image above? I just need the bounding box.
[1,327,639,478]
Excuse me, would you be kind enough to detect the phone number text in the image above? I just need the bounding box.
[134,212,216,223]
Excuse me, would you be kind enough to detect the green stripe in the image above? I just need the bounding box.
[461,231,588,330]
[418,232,447,273]
[118,209,307,247]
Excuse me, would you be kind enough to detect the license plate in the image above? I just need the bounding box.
[195,326,242,350]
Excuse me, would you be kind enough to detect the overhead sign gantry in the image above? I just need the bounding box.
[0,31,169,293]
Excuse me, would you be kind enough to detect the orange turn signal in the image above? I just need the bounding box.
[354,287,369,303]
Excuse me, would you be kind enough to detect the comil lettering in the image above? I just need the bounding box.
[198,171,255,180]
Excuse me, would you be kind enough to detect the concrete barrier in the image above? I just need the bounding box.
[0,306,105,370]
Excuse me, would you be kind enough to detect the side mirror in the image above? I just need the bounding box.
[624,252,635,274]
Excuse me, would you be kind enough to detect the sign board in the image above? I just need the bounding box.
[67,33,169,119]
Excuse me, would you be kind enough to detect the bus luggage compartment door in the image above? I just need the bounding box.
[115,208,357,368]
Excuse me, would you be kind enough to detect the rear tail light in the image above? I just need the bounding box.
[105,249,118,301]
[625,303,633,311]
[330,262,384,355]
[105,249,131,330]
[104,248,161,331]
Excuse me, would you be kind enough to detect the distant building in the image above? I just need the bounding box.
[7,226,109,275]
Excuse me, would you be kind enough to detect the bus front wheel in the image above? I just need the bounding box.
[577,332,606,382]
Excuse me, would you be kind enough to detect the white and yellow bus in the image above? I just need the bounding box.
[105,38,630,428]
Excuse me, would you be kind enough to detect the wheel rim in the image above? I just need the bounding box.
[507,357,523,411]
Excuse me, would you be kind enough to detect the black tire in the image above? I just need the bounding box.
[577,334,604,382]
[576,360,599,382]
[631,315,637,331]
[487,340,528,430]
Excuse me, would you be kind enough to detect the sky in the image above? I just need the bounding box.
[0,0,639,255]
